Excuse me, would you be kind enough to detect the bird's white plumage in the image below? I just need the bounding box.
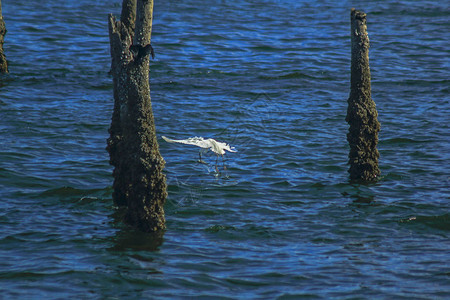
[162,136,236,156]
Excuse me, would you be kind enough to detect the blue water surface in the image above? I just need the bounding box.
[0,0,449,298]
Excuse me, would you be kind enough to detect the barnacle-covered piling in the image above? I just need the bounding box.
[346,8,380,181]
[107,0,167,232]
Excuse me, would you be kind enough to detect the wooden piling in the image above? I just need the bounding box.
[107,0,167,232]
[346,8,380,181]
[0,0,8,73]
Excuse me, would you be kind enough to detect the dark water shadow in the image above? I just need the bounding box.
[342,179,379,205]
[107,208,165,252]
[349,193,375,204]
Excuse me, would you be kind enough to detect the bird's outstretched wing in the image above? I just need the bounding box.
[129,43,155,60]
[162,136,237,156]
[162,136,212,149]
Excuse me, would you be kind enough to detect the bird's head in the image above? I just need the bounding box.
[224,144,237,153]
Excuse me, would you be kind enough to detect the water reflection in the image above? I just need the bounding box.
[350,193,375,204]
[342,182,377,204]
[108,209,165,252]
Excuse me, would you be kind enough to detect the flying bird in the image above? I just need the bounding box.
[162,136,237,172]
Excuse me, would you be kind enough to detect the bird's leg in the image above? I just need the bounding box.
[222,155,227,171]
[198,150,206,164]
[215,155,220,173]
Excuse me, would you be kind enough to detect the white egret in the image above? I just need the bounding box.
[162,136,237,172]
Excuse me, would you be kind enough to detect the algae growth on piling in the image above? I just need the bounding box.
[346,8,381,181]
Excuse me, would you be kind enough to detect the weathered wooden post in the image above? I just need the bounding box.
[0,0,8,73]
[107,0,167,232]
[346,8,380,181]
